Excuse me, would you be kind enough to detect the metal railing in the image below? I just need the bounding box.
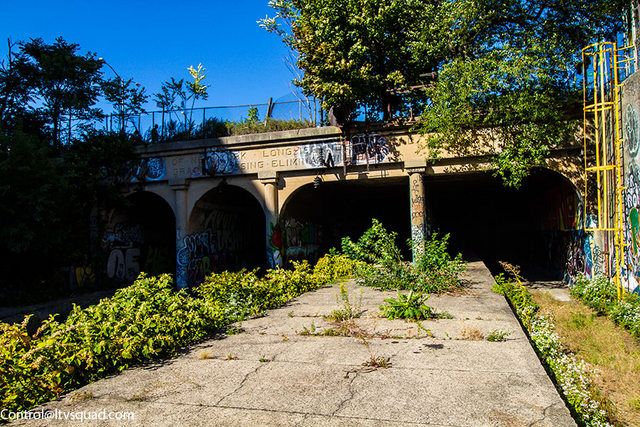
[61,98,323,144]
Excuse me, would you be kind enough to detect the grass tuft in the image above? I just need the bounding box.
[459,327,484,341]
[486,329,511,342]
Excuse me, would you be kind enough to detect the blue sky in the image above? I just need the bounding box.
[0,0,296,111]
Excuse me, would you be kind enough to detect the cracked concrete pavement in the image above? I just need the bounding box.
[13,261,576,426]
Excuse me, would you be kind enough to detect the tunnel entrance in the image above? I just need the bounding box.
[103,191,176,284]
[282,169,578,281]
[281,177,411,263]
[429,169,579,281]
[187,183,266,286]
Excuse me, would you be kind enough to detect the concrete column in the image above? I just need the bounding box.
[172,180,189,288]
[260,171,282,268]
[408,168,427,262]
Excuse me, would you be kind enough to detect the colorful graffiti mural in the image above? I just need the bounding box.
[180,231,214,286]
[625,104,640,292]
[61,265,96,290]
[298,143,343,168]
[296,133,391,168]
[179,208,255,286]
[283,218,321,262]
[349,134,390,165]
[409,173,426,246]
[103,223,144,282]
[268,223,284,268]
[563,230,602,282]
[202,149,241,175]
[132,157,166,182]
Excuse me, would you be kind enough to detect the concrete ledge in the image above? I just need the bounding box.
[136,126,342,156]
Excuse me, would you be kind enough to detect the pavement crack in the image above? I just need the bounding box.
[215,345,289,406]
[332,369,359,417]
[215,363,264,406]
[293,413,308,427]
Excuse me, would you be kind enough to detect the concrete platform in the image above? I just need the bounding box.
[12,261,576,426]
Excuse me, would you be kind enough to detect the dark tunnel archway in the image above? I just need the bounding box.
[186,183,266,286]
[281,177,411,263]
[281,169,579,280]
[104,191,176,284]
[428,168,580,280]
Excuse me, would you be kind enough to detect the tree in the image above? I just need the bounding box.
[260,0,445,122]
[262,0,628,185]
[153,65,209,136]
[420,0,627,187]
[0,37,139,299]
[101,76,148,135]
[20,37,103,144]
[0,39,37,133]
[0,131,70,294]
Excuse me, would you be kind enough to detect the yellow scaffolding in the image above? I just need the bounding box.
[582,42,635,300]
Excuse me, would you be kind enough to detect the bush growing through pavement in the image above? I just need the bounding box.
[341,219,403,266]
[313,252,367,284]
[380,291,434,320]
[342,219,465,293]
[413,233,466,292]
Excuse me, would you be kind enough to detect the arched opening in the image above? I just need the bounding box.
[429,168,580,281]
[104,191,176,284]
[281,177,411,263]
[187,182,266,286]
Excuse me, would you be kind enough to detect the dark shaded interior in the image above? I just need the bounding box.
[188,183,266,284]
[282,176,411,262]
[283,169,578,281]
[105,191,176,283]
[428,169,579,280]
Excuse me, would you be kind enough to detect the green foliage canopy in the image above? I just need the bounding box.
[0,38,137,298]
[261,0,628,186]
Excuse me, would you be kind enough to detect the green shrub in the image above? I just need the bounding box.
[313,253,365,283]
[342,220,465,293]
[1,274,225,412]
[1,255,350,413]
[493,273,539,329]
[195,117,229,139]
[570,275,640,341]
[608,299,640,338]
[413,233,466,292]
[0,317,65,412]
[188,117,314,140]
[341,219,403,266]
[357,260,415,291]
[194,269,265,318]
[227,118,314,136]
[570,275,617,314]
[380,291,434,320]
[194,260,324,317]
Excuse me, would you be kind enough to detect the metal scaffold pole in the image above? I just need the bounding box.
[582,42,636,299]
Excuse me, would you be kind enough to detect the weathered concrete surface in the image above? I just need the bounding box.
[13,261,575,426]
[525,281,572,302]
